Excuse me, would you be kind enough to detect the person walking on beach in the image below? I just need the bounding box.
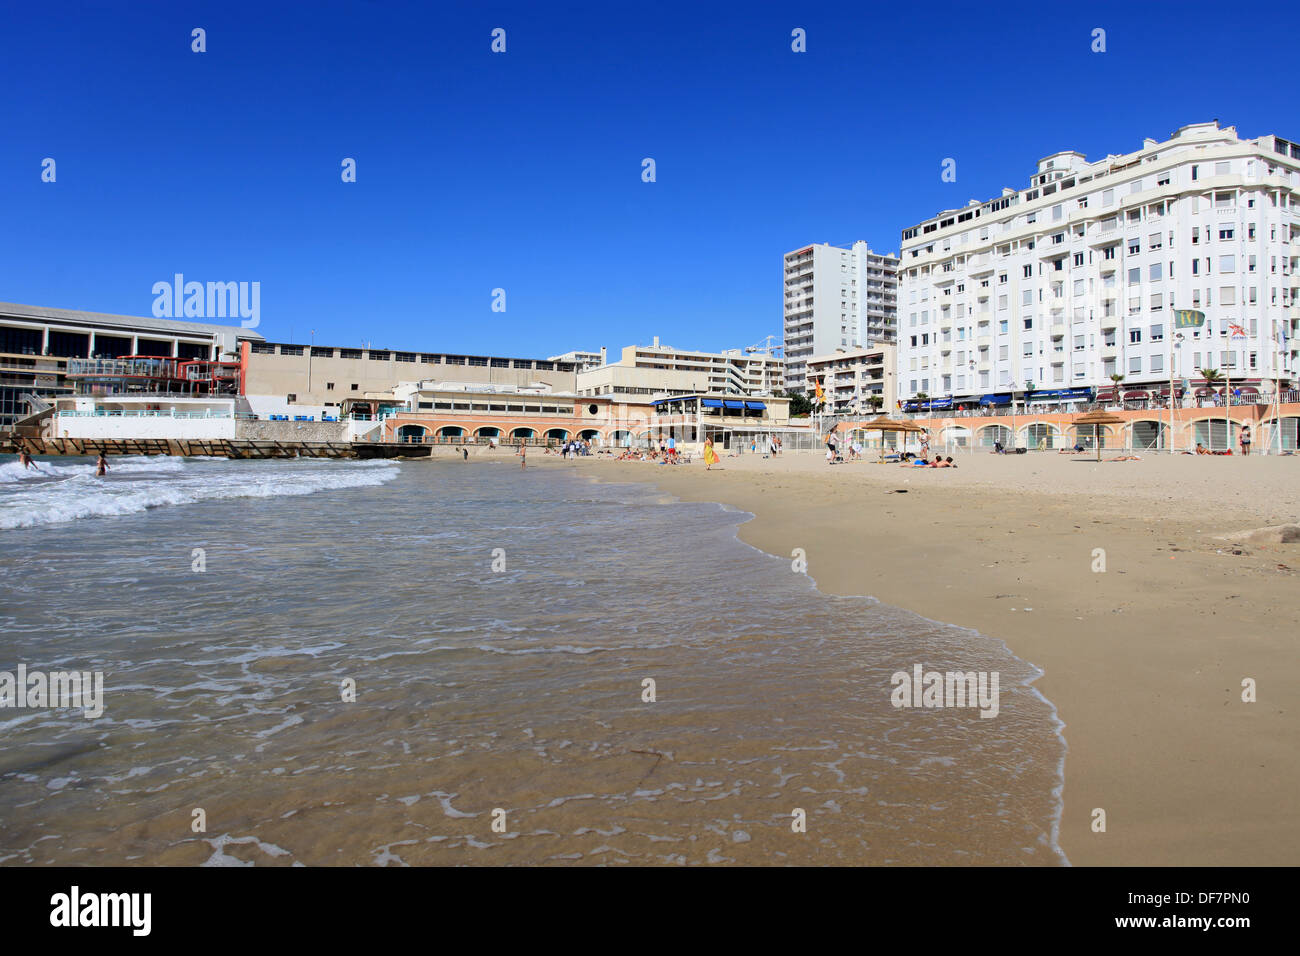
[703,437,719,470]
[1240,424,1251,456]
[95,453,109,477]
[519,442,526,468]
[462,447,469,461]
[920,429,930,459]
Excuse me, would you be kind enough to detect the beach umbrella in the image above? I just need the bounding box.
[858,415,925,458]
[1073,410,1124,461]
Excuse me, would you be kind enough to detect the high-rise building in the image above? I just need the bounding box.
[783,241,898,394]
[896,121,1300,406]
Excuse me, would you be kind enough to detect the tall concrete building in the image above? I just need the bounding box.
[783,240,898,394]
[896,121,1300,406]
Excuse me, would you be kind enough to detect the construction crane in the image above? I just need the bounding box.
[744,334,783,357]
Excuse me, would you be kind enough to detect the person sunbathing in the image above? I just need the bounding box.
[1195,443,1209,455]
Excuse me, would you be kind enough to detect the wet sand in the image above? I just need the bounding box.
[547,448,1300,865]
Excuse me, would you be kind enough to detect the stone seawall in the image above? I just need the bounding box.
[235,420,348,443]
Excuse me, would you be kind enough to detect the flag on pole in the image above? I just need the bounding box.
[813,378,824,403]
[1228,323,1248,341]
[1173,309,1206,329]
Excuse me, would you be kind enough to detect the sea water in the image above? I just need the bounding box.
[0,455,1066,865]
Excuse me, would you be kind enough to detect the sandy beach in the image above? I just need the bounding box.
[539,447,1300,866]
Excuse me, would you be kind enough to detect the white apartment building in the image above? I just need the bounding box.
[549,349,606,372]
[896,121,1300,406]
[805,344,896,415]
[783,240,898,394]
[575,337,784,399]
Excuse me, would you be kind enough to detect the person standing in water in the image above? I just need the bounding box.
[519,442,526,469]
[18,449,35,470]
[95,453,109,477]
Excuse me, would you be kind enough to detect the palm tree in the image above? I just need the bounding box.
[867,394,883,413]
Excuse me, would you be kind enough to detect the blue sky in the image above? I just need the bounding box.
[2,0,1296,357]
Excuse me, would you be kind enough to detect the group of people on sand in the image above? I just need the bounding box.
[617,436,688,465]
[901,455,957,468]
[16,450,109,476]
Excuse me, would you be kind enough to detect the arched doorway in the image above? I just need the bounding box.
[475,427,501,440]
[510,427,536,441]
[940,425,971,449]
[397,424,428,443]
[1022,423,1056,450]
[579,429,600,445]
[979,424,1011,448]
[1270,416,1299,451]
[437,426,465,439]
[545,428,569,441]
[1193,418,1239,452]
[611,429,632,447]
[1131,420,1166,450]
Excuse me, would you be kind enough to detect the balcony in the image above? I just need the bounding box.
[1050,323,1067,337]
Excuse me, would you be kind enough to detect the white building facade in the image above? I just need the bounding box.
[896,122,1300,406]
[783,240,898,394]
[805,345,896,415]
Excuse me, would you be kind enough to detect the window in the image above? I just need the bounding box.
[1150,294,1163,311]
[1219,226,1234,240]
[351,383,359,391]
[1219,287,1236,306]
[1129,357,1142,373]
[1150,324,1163,341]
[1150,354,1164,373]
[326,382,335,390]
[1219,255,1235,272]
[1103,245,1116,260]
[1149,263,1163,281]
[1130,329,1142,344]
[1073,252,1084,267]
[1148,233,1162,250]
[1074,335,1086,351]
[1023,265,1033,278]
[1128,267,1141,284]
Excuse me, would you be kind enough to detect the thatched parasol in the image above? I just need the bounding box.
[858,415,926,458]
[1073,410,1124,461]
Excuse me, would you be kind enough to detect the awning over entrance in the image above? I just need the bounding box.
[979,393,1012,406]
[744,401,767,410]
[1026,387,1092,402]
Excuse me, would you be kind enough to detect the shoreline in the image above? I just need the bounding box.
[519,449,1299,866]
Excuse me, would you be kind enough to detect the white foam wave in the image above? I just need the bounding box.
[0,455,186,484]
[0,460,399,530]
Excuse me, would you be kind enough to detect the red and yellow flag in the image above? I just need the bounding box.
[813,378,824,403]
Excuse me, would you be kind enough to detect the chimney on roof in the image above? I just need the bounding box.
[653,336,660,348]
[599,346,607,364]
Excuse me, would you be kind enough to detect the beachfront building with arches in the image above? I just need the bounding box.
[349,379,794,450]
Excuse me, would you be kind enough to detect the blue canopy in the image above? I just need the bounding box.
[744,401,766,410]
[723,400,744,409]
[701,398,724,408]
[979,393,1012,406]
